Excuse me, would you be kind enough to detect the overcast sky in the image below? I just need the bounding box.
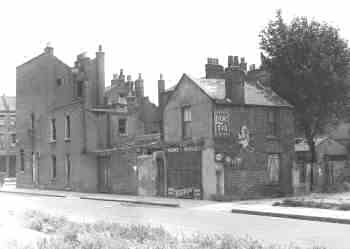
[5,0,350,104]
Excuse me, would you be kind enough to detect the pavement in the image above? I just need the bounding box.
[0,186,215,208]
[2,187,350,225]
[1,192,350,249]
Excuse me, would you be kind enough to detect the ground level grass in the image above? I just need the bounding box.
[10,210,328,249]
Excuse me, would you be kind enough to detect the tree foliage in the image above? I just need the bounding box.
[260,10,350,163]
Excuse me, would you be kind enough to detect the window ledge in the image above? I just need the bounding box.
[119,133,128,137]
[64,137,71,142]
[48,139,57,144]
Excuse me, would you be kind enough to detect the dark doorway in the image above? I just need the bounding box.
[9,156,16,177]
[99,157,110,193]
[156,158,165,196]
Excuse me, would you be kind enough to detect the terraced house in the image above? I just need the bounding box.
[16,45,160,193]
[159,56,295,199]
[0,95,16,179]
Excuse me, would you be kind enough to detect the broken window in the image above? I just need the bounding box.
[118,118,127,135]
[182,106,192,139]
[65,115,71,139]
[267,153,280,183]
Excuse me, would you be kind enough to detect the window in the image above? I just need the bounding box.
[0,115,5,126]
[299,163,306,183]
[56,78,64,87]
[11,134,16,145]
[76,81,84,98]
[267,154,280,183]
[65,115,71,139]
[20,149,25,171]
[182,106,192,138]
[51,155,57,179]
[65,154,71,184]
[118,118,127,135]
[31,113,35,130]
[267,109,278,136]
[50,118,56,141]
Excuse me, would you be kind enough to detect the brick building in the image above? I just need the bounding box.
[159,56,295,199]
[16,45,160,193]
[0,95,16,179]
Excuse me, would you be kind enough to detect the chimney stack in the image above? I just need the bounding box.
[224,55,245,104]
[44,43,54,55]
[135,73,144,98]
[205,57,224,79]
[158,73,165,107]
[96,45,105,106]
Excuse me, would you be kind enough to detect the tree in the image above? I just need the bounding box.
[260,10,350,188]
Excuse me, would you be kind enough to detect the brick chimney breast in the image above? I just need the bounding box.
[205,57,224,79]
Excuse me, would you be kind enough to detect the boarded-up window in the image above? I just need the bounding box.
[182,106,192,138]
[267,154,280,183]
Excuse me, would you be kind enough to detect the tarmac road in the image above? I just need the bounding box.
[0,192,349,249]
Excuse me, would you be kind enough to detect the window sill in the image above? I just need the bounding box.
[48,140,57,144]
[64,138,71,142]
[119,133,128,137]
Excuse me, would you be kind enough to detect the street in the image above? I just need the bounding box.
[0,192,349,249]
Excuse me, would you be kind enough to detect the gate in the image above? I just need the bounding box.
[166,147,202,199]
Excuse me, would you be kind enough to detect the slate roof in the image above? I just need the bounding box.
[186,75,292,107]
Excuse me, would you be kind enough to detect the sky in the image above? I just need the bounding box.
[4,0,350,104]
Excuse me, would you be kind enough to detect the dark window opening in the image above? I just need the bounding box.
[56,78,64,86]
[66,154,71,183]
[20,149,25,171]
[11,134,16,144]
[65,115,71,139]
[118,119,127,135]
[31,113,35,130]
[77,81,84,98]
[51,118,56,141]
[52,155,57,179]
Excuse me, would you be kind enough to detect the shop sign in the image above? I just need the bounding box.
[214,111,230,137]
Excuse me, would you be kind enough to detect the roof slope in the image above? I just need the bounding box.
[186,74,292,107]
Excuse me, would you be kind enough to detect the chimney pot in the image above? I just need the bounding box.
[138,73,142,80]
[160,73,163,80]
[127,75,132,81]
[98,45,102,52]
[240,57,245,63]
[228,56,234,67]
[234,56,239,66]
[249,64,256,71]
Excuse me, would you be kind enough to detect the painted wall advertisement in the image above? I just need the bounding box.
[214,111,230,137]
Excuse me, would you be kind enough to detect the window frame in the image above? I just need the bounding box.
[20,149,25,172]
[51,155,57,179]
[267,153,280,184]
[65,115,71,140]
[50,118,57,142]
[267,109,279,137]
[182,106,192,139]
[118,118,127,136]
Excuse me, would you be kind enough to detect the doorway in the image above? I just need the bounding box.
[99,157,110,193]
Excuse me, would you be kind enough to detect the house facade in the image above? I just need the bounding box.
[160,56,295,199]
[0,95,16,179]
[16,45,160,193]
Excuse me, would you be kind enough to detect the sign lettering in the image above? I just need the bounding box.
[214,111,230,137]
